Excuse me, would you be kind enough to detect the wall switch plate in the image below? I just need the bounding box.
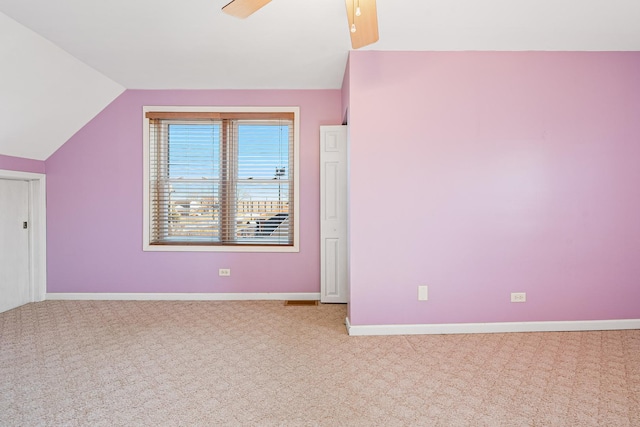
[219,268,231,277]
[418,285,428,301]
[511,292,526,303]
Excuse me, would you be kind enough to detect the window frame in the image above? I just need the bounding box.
[143,106,300,253]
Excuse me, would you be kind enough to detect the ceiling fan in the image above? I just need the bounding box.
[222,0,379,49]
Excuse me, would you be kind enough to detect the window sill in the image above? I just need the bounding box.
[142,243,299,253]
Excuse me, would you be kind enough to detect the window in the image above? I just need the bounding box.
[143,107,299,252]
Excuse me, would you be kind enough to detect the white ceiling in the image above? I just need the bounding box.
[2,0,640,90]
[0,12,124,160]
[1,0,639,160]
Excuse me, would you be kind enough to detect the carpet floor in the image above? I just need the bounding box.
[1,300,639,426]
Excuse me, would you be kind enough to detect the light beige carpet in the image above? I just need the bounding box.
[1,300,639,426]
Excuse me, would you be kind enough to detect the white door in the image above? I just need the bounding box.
[0,179,31,313]
[320,126,348,303]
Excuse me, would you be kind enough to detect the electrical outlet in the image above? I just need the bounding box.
[219,268,231,277]
[418,285,428,301]
[511,292,526,303]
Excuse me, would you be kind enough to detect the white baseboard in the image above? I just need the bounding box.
[46,292,320,301]
[345,317,640,336]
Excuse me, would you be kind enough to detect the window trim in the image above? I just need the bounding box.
[143,106,300,253]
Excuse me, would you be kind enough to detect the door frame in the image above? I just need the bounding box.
[0,169,47,303]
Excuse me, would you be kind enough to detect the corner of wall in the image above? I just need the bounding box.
[340,54,351,124]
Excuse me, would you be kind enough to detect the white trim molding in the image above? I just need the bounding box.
[46,292,320,301]
[345,317,640,336]
[0,169,47,303]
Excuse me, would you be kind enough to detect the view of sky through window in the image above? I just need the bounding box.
[168,123,220,179]
[167,122,290,201]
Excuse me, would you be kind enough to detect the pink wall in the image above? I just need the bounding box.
[0,154,45,174]
[45,89,342,293]
[347,51,640,325]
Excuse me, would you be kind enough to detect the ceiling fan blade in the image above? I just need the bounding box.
[345,0,379,49]
[222,0,272,19]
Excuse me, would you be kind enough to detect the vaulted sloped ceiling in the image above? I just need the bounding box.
[1,0,639,161]
[0,12,124,160]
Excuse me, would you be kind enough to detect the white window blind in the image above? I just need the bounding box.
[147,111,295,247]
